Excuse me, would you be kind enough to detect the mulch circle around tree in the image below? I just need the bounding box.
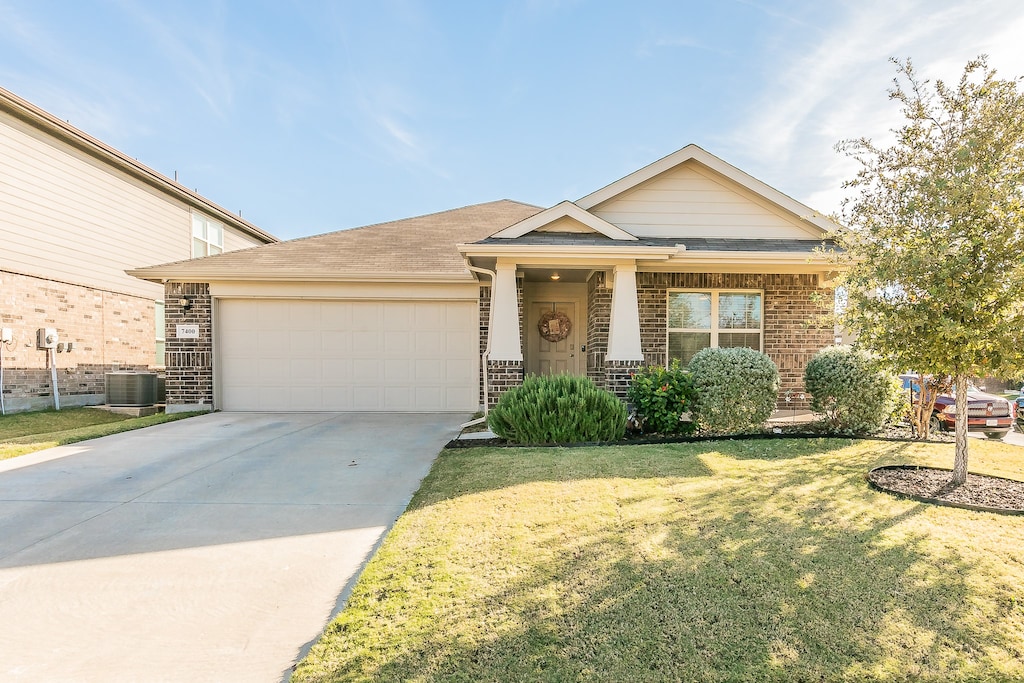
[867,465,1024,515]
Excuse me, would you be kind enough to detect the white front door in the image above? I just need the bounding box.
[527,300,581,376]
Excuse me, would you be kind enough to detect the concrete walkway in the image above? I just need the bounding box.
[0,411,465,682]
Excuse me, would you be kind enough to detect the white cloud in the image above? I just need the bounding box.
[724,0,1024,217]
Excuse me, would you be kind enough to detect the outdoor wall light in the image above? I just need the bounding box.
[178,297,191,309]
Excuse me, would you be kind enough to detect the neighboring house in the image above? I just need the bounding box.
[129,145,841,414]
[0,87,276,413]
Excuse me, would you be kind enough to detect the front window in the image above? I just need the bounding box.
[192,213,224,257]
[667,290,763,364]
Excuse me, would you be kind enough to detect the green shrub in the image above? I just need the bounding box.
[689,347,780,435]
[488,374,627,444]
[626,360,697,434]
[804,345,903,435]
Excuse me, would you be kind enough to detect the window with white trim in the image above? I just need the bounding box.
[191,213,224,257]
[667,290,763,364]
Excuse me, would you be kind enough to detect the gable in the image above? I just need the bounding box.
[489,200,636,241]
[588,160,823,240]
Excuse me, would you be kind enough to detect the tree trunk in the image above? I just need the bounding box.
[952,373,969,485]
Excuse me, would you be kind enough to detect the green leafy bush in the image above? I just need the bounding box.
[626,360,697,434]
[488,374,627,444]
[804,345,902,435]
[689,347,780,435]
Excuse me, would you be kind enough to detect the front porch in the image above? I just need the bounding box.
[477,262,834,410]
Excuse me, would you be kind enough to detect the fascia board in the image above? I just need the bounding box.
[642,250,844,271]
[458,243,677,261]
[576,144,845,236]
[127,269,476,284]
[489,200,637,240]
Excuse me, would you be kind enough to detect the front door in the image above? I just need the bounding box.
[527,300,581,376]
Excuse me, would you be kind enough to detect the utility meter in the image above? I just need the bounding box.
[36,328,58,349]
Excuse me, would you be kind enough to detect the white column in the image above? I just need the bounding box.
[488,261,522,361]
[606,263,644,361]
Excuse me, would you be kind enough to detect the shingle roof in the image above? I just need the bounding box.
[474,232,837,252]
[129,199,542,281]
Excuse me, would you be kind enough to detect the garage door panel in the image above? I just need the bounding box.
[384,303,414,330]
[257,330,289,356]
[445,330,474,354]
[322,358,353,382]
[352,331,379,355]
[289,302,320,327]
[415,359,443,382]
[219,299,477,411]
[415,331,443,355]
[384,331,411,355]
[321,331,351,355]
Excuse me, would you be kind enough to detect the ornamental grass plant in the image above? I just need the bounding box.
[487,374,626,444]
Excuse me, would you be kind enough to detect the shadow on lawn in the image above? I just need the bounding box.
[301,440,1024,682]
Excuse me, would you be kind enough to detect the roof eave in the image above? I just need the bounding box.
[127,269,477,284]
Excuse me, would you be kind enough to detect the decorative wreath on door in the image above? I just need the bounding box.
[537,310,572,343]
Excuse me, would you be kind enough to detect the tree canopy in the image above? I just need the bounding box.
[835,56,1024,482]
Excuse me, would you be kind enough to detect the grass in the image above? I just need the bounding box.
[293,438,1024,683]
[0,407,201,460]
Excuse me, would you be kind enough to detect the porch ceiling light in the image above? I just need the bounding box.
[550,272,561,281]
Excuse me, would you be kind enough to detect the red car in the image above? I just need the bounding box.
[901,375,1014,439]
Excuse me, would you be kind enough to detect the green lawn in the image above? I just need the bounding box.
[294,438,1024,683]
[0,407,201,460]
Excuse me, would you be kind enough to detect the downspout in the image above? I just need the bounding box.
[466,264,496,417]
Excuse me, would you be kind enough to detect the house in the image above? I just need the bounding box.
[129,145,840,413]
[0,86,277,413]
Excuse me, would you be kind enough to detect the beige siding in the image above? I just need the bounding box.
[591,162,820,239]
[223,224,265,251]
[0,111,267,299]
[0,112,189,298]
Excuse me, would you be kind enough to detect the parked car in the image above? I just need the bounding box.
[900,374,1014,439]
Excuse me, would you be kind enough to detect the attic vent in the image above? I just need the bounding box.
[106,372,158,407]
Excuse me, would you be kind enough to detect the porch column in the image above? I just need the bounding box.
[488,260,522,361]
[606,263,643,361]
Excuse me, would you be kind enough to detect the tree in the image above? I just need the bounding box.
[836,56,1024,485]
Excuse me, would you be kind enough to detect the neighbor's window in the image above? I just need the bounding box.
[155,300,166,366]
[667,290,763,364]
[192,213,224,257]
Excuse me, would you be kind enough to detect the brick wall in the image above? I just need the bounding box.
[637,272,834,408]
[487,360,524,408]
[0,270,155,412]
[163,282,213,412]
[605,360,643,400]
[586,272,611,388]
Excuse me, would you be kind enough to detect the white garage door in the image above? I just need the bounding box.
[217,299,479,411]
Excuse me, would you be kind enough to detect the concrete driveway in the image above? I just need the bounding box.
[0,411,465,682]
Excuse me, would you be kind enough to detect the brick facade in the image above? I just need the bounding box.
[476,271,833,410]
[636,272,834,409]
[586,272,612,388]
[0,270,154,412]
[163,282,214,412]
[486,360,524,408]
[605,360,644,400]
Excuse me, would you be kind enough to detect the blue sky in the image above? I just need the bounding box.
[2,0,1023,241]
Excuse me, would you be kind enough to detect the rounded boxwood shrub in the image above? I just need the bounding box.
[804,345,902,435]
[488,374,627,444]
[689,347,780,435]
[626,360,697,435]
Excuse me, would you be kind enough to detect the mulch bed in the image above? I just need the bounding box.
[868,465,1024,514]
